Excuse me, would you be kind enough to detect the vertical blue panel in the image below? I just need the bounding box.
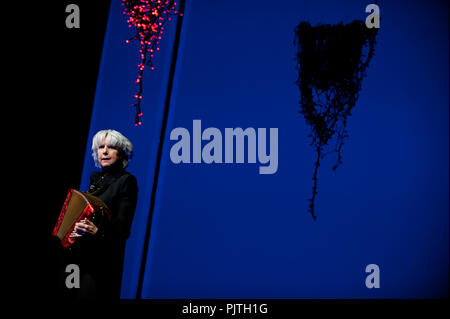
[79,0,181,298]
[83,0,448,298]
[139,0,448,298]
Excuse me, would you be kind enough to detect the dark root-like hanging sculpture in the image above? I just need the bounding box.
[122,0,182,126]
[294,20,378,220]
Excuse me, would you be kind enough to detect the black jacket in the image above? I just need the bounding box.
[88,169,138,241]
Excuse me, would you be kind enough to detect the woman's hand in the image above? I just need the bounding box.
[69,218,98,237]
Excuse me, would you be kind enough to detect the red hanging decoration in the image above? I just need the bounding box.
[122,0,182,126]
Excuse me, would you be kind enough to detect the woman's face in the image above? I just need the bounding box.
[97,138,121,168]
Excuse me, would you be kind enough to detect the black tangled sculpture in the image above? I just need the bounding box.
[294,20,378,220]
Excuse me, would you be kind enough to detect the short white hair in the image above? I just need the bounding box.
[91,129,133,169]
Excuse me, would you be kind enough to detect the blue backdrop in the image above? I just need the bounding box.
[80,0,448,298]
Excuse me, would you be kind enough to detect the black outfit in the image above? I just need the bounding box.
[65,166,138,299]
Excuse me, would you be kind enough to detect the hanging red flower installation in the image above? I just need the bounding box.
[294,20,378,220]
[122,0,182,126]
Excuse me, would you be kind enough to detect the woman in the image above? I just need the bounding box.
[67,129,138,298]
